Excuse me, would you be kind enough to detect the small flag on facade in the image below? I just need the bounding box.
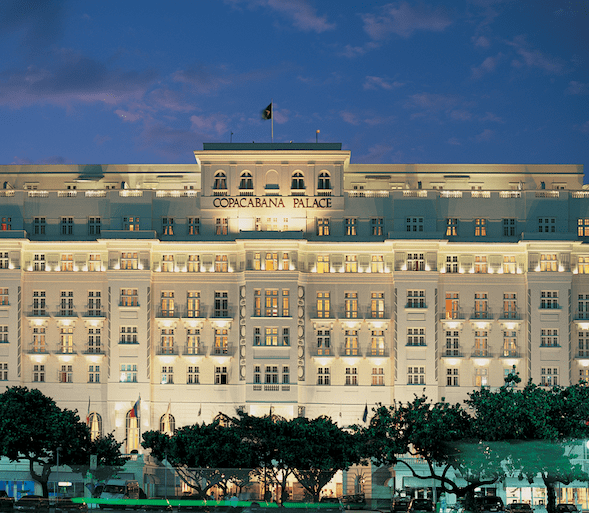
[130,395,140,418]
[86,396,91,425]
[362,403,368,423]
[261,103,272,120]
[198,403,202,416]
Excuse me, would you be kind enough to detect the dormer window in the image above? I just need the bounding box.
[291,172,305,190]
[239,171,253,190]
[213,171,227,191]
[318,171,331,190]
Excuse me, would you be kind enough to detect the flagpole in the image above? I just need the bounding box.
[271,99,274,143]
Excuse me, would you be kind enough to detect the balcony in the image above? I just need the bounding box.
[156,307,183,319]
[308,307,336,320]
[82,347,105,355]
[440,310,466,321]
[365,307,390,320]
[500,350,521,359]
[441,349,464,358]
[499,310,523,321]
[574,311,589,321]
[212,344,234,356]
[27,345,49,354]
[211,307,234,319]
[55,346,77,355]
[81,311,106,319]
[182,344,207,356]
[366,346,390,358]
[156,345,179,355]
[405,302,427,309]
[470,348,492,358]
[309,345,335,357]
[339,345,361,357]
[27,308,50,318]
[471,309,493,320]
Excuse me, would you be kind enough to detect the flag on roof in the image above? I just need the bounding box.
[261,103,272,120]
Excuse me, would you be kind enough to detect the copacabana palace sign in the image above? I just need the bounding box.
[203,196,342,209]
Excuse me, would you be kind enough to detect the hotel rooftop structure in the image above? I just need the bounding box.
[0,142,586,452]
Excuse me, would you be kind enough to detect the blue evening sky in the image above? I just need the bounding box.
[1,0,588,173]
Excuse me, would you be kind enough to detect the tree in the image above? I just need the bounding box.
[0,387,91,497]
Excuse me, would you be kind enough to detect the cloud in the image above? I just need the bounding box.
[449,110,471,121]
[224,0,335,33]
[480,112,503,123]
[149,88,197,112]
[361,2,452,40]
[340,111,360,125]
[172,64,232,94]
[475,128,494,142]
[190,114,229,136]
[566,81,589,95]
[363,76,394,90]
[339,42,381,58]
[138,124,208,160]
[406,92,460,112]
[507,36,566,75]
[471,53,502,79]
[447,137,461,145]
[358,144,398,164]
[472,35,490,48]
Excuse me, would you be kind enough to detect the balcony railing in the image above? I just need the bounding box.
[471,349,491,358]
[575,311,589,320]
[83,347,105,355]
[156,307,183,318]
[27,345,49,354]
[471,309,493,320]
[55,346,77,354]
[442,349,463,357]
[182,344,207,356]
[212,344,234,356]
[156,345,179,355]
[308,307,336,319]
[211,307,234,319]
[499,310,523,320]
[440,310,466,320]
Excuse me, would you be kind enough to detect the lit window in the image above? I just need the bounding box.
[371,218,384,236]
[282,289,289,317]
[345,218,357,236]
[503,256,516,274]
[215,218,228,235]
[0,218,10,231]
[188,217,200,235]
[121,289,138,307]
[475,256,487,273]
[371,330,385,356]
[32,327,45,353]
[60,326,74,353]
[161,254,174,272]
[578,219,589,237]
[503,331,517,357]
[578,256,589,274]
[344,292,358,318]
[445,218,458,237]
[187,254,199,272]
[121,252,138,270]
[474,293,488,319]
[88,254,101,271]
[265,252,278,271]
[316,292,330,318]
[344,330,358,355]
[186,329,200,355]
[345,255,357,273]
[372,367,384,386]
[475,368,488,387]
[160,413,175,435]
[474,330,488,356]
[474,218,486,236]
[160,329,174,354]
[316,255,330,273]
[540,254,558,271]
[187,291,200,318]
[214,329,228,354]
[123,217,139,231]
[317,218,330,236]
[0,288,8,305]
[371,292,385,319]
[162,217,174,236]
[60,254,73,272]
[317,330,330,355]
[371,255,384,273]
[503,293,517,319]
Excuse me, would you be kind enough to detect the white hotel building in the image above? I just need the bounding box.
[0,142,587,462]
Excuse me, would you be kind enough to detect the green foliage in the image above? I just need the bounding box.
[70,432,129,483]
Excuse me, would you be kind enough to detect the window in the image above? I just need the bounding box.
[372,367,384,386]
[541,329,559,347]
[120,326,138,344]
[239,171,253,191]
[88,328,101,353]
[0,218,10,231]
[0,253,8,270]
[33,254,46,271]
[88,254,101,272]
[445,255,458,273]
[186,329,200,355]
[123,216,139,231]
[317,330,330,355]
[541,367,558,386]
[291,171,305,190]
[283,365,290,384]
[265,365,279,384]
[407,253,425,271]
[344,292,358,318]
[0,363,7,381]
[126,410,139,453]
[214,291,228,317]
[33,290,46,316]
[120,364,137,383]
[253,327,261,346]
[408,366,425,385]
[215,366,228,385]
[60,217,73,235]
[540,254,558,271]
[578,256,589,274]
[0,288,8,305]
[371,292,385,318]
[407,328,425,346]
[59,365,73,383]
[187,254,199,272]
[281,290,289,317]
[316,292,330,318]
[160,413,175,435]
[88,217,101,236]
[32,327,45,352]
[503,331,517,357]
[160,329,174,354]
[474,293,488,318]
[345,367,358,386]
[58,326,73,353]
[447,368,459,387]
[88,365,100,383]
[187,366,200,384]
[160,291,174,317]
[213,171,227,191]
[406,217,424,232]
[474,218,487,236]
[503,293,517,318]
[33,364,45,382]
[474,331,488,356]
[580,369,589,384]
[121,252,138,270]
[540,291,558,309]
[214,329,228,354]
[344,330,358,355]
[160,217,175,236]
[345,255,357,273]
[345,218,357,236]
[318,171,331,191]
[187,291,200,318]
[161,254,174,272]
[59,254,73,271]
[215,254,228,272]
[60,290,74,316]
[282,328,290,346]
[371,330,385,356]
[539,218,556,233]
[215,218,228,235]
[503,218,516,236]
[371,218,383,236]
[445,293,459,318]
[503,256,516,274]
[253,290,261,317]
[475,368,488,387]
[121,289,138,307]
[316,255,329,273]
[578,219,589,237]
[33,217,46,235]
[281,252,290,270]
[254,365,261,384]
[407,290,425,308]
[579,331,589,357]
[317,367,330,385]
[445,330,459,356]
[445,218,458,237]
[88,291,102,316]
[317,218,330,236]
[161,366,174,384]
[264,327,278,346]
[371,255,384,273]
[265,252,278,271]
[188,217,200,235]
[266,217,278,231]
[579,294,589,319]
[475,256,487,273]
[0,325,7,343]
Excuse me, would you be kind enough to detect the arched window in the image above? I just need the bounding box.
[160,413,176,435]
[291,172,305,190]
[88,412,102,441]
[126,410,140,453]
[318,171,331,190]
[239,171,253,190]
[213,171,227,190]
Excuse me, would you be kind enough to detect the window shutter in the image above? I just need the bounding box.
[9,251,19,269]
[489,255,501,273]
[559,253,570,272]
[359,254,370,271]
[307,254,316,272]
[394,252,406,271]
[528,253,539,271]
[460,255,473,273]
[331,254,343,271]
[426,252,437,271]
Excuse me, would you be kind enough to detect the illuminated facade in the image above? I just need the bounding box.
[0,143,587,455]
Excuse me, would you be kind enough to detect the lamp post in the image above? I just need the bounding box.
[56,447,62,498]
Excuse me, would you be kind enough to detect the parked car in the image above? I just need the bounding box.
[0,492,13,511]
[505,503,532,513]
[556,505,578,513]
[13,496,49,513]
[474,496,504,513]
[408,498,434,513]
[54,499,87,513]
[392,497,411,513]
